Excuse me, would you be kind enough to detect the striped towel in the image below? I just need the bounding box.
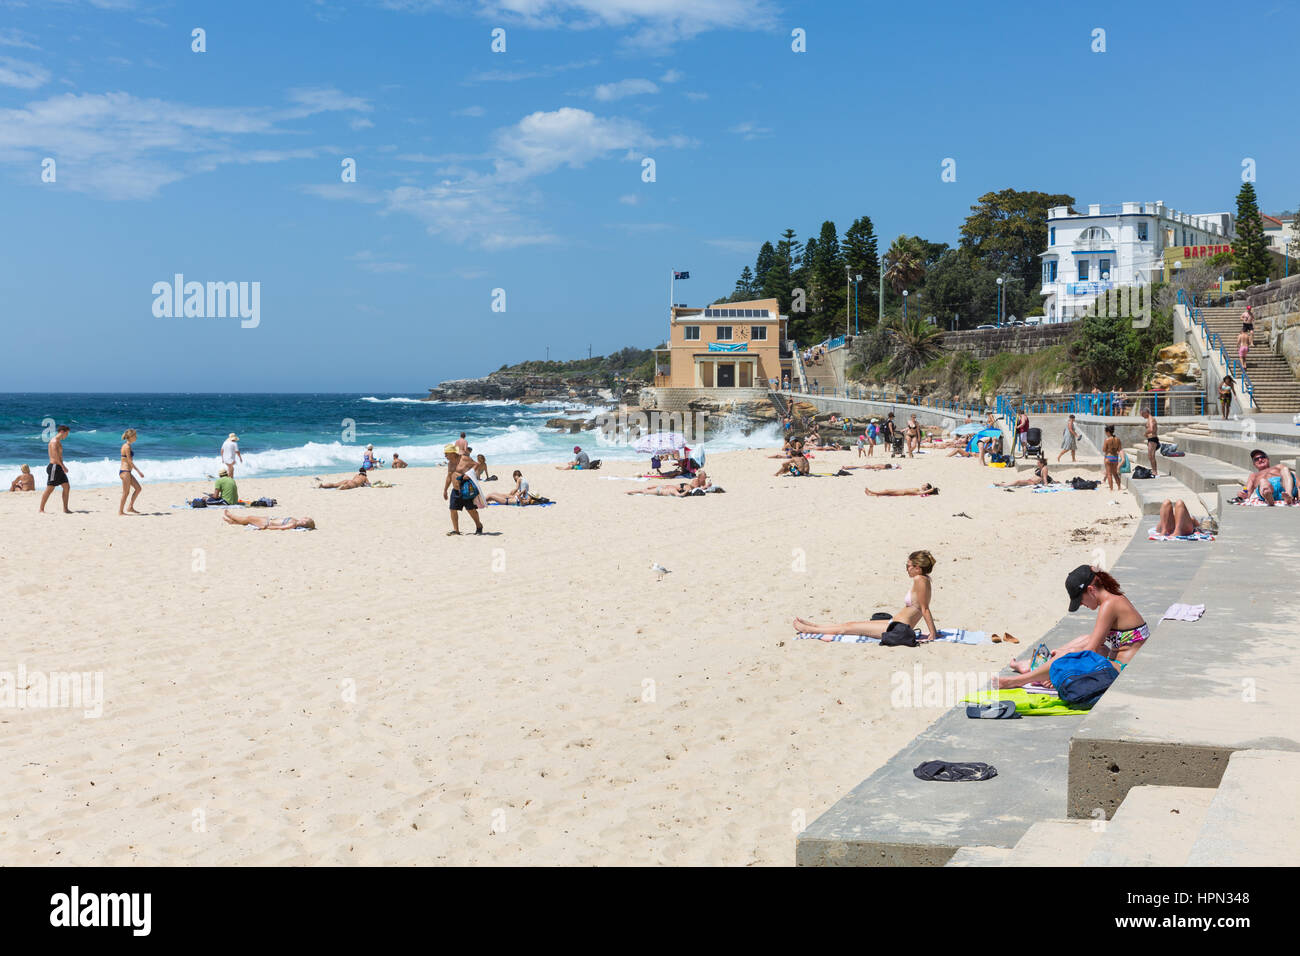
[794,628,990,645]
[1147,527,1215,541]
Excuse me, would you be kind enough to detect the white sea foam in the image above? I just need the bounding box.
[358,396,427,404]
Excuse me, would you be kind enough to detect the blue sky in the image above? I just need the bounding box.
[2,0,1297,392]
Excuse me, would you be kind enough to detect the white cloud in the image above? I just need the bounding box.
[685,91,707,101]
[618,193,639,205]
[0,56,50,89]
[350,117,375,130]
[283,87,373,119]
[593,78,658,101]
[0,30,41,51]
[0,89,368,199]
[659,68,683,83]
[728,120,770,140]
[492,107,665,181]
[453,104,486,116]
[463,58,599,84]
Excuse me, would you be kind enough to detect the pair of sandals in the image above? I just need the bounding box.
[990,632,1020,644]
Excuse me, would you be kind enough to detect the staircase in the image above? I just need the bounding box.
[1199,306,1300,412]
[800,346,845,396]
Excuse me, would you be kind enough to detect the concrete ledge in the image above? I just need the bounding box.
[1128,476,1203,516]
[796,521,1213,866]
[1067,508,1300,820]
[1005,819,1100,867]
[1166,432,1299,472]
[1128,451,1246,493]
[1082,785,1215,867]
[944,846,1012,867]
[1185,749,1300,866]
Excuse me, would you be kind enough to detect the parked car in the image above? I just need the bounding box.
[975,323,995,330]
[1024,315,1045,326]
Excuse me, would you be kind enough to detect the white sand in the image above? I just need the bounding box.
[0,443,1140,864]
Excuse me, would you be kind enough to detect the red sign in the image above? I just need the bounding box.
[1182,244,1231,259]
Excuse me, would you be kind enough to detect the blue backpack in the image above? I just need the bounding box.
[1049,650,1118,709]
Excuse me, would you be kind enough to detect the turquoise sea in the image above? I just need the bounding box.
[0,393,777,488]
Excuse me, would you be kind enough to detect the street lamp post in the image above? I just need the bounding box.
[902,289,909,322]
[879,253,885,326]
[996,276,1003,327]
[845,265,851,339]
[853,274,862,334]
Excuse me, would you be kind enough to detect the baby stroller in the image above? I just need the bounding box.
[1022,427,1042,459]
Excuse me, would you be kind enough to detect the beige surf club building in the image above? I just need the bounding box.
[654,298,792,389]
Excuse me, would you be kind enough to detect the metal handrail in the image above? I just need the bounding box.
[1179,289,1255,408]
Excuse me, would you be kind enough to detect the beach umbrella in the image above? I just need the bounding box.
[953,423,984,436]
[633,432,686,454]
[691,445,706,466]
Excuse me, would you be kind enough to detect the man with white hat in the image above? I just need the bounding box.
[220,432,243,479]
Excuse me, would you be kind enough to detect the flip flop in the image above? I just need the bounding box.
[992,634,1002,643]
[1003,633,1020,644]
[446,531,461,536]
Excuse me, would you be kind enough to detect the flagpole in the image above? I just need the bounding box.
[670,270,674,322]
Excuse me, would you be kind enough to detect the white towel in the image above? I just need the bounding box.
[794,628,991,645]
[1162,603,1205,622]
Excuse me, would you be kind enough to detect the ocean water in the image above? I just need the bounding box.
[0,394,779,488]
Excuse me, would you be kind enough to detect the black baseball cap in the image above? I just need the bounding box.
[1066,565,1095,612]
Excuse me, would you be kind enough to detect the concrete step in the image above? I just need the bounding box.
[1164,431,1300,471]
[1126,474,1203,516]
[1005,819,1101,866]
[1186,749,1300,867]
[944,846,1013,867]
[1124,449,1247,493]
[1083,786,1215,866]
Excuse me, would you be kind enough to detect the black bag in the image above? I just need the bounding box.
[1131,465,1154,479]
[879,621,918,647]
[189,497,207,508]
[1070,477,1100,490]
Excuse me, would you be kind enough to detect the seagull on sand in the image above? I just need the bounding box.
[651,562,671,582]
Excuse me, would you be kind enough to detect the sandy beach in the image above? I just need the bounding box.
[0,441,1140,865]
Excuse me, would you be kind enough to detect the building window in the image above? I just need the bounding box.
[1050,227,1056,246]
[1138,222,1148,241]
[750,325,767,340]
[1049,260,1058,282]
[1078,260,1089,281]
[1099,258,1111,280]
[684,326,700,340]
[716,326,733,340]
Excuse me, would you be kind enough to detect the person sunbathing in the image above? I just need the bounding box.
[793,549,938,642]
[223,512,316,530]
[1233,450,1298,505]
[486,470,530,505]
[998,566,1148,689]
[994,457,1052,488]
[774,454,811,476]
[1154,499,1204,536]
[947,447,977,458]
[315,470,370,489]
[836,463,898,471]
[625,473,708,496]
[864,483,938,497]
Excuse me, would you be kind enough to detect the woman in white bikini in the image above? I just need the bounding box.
[793,550,938,642]
[222,512,316,530]
[863,483,938,497]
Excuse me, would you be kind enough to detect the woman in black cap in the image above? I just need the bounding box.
[996,565,1149,689]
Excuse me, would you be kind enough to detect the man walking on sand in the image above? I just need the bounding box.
[1143,407,1159,477]
[221,432,243,479]
[443,448,484,535]
[39,424,72,513]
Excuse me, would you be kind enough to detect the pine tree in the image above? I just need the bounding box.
[843,216,880,323]
[1233,181,1272,288]
[754,242,776,292]
[811,220,847,338]
[730,266,757,301]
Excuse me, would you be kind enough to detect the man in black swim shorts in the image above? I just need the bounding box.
[1142,407,1159,477]
[442,448,484,535]
[39,424,72,514]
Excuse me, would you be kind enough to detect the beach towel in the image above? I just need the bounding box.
[960,688,1092,717]
[1030,485,1071,493]
[487,500,555,507]
[1231,495,1300,507]
[1147,527,1215,541]
[599,476,649,482]
[794,628,991,645]
[1162,602,1206,622]
[172,502,245,509]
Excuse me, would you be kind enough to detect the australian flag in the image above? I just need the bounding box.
[674,271,690,280]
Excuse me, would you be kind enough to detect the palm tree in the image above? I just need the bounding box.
[887,317,945,376]
[884,236,925,296]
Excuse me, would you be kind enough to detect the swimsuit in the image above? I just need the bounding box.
[1104,454,1119,463]
[1255,475,1298,500]
[1104,622,1150,653]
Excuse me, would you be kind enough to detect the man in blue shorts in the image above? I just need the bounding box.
[1239,450,1298,505]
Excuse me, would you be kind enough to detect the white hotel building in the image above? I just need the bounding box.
[1039,202,1235,322]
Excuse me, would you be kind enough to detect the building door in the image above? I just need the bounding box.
[717,363,735,387]
[738,362,752,387]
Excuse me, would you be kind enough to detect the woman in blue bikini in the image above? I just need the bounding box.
[997,566,1148,689]
[118,428,144,515]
